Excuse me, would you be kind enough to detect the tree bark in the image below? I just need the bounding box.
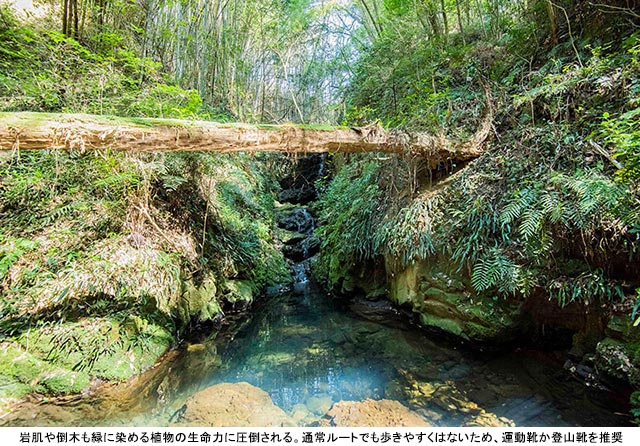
[546,0,558,45]
[0,112,491,167]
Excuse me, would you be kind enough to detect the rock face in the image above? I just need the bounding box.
[175,382,294,426]
[318,399,431,427]
[388,258,523,343]
[278,154,326,204]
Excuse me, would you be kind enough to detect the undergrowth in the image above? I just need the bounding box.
[317,29,640,310]
[0,149,289,399]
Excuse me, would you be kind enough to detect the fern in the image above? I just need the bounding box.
[519,207,543,242]
[471,248,519,294]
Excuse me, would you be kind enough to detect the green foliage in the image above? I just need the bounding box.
[320,4,640,310]
[315,157,386,286]
[547,269,623,308]
[0,8,203,118]
[0,149,288,398]
[374,194,442,268]
[632,391,640,424]
[633,290,640,328]
[0,238,38,282]
[471,248,520,295]
[601,107,640,184]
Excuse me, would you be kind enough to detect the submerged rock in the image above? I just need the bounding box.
[174,382,294,426]
[318,399,431,427]
[305,394,333,416]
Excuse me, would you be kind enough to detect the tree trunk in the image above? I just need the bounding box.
[440,0,449,43]
[0,112,491,166]
[455,0,465,43]
[546,0,558,45]
[62,0,69,36]
[72,0,79,39]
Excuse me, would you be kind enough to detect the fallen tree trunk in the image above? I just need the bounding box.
[0,112,490,166]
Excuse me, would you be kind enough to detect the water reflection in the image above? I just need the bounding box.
[1,286,629,426]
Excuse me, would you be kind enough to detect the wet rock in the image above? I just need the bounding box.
[283,236,320,262]
[338,260,389,299]
[318,399,431,427]
[276,207,316,234]
[348,298,407,326]
[466,411,515,427]
[174,382,294,426]
[0,402,78,427]
[564,359,603,389]
[390,370,516,427]
[291,403,313,425]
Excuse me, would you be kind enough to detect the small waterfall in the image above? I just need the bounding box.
[281,208,315,234]
[276,154,326,294]
[292,262,310,294]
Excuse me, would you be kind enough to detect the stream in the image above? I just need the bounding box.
[2,279,629,427]
[0,156,630,427]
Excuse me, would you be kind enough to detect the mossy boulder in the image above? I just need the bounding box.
[13,316,172,382]
[388,258,523,343]
[0,342,91,403]
[276,227,306,245]
[180,275,221,322]
[223,280,254,306]
[594,315,640,389]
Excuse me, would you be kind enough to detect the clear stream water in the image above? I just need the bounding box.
[2,282,629,427]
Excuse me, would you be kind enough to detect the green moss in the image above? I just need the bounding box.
[90,322,172,380]
[276,228,306,245]
[224,280,254,304]
[388,259,522,343]
[0,342,92,398]
[40,369,91,395]
[14,317,172,382]
[420,313,465,338]
[595,338,640,388]
[180,276,222,323]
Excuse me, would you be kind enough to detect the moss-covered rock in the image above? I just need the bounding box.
[0,149,290,405]
[13,316,172,382]
[223,280,254,306]
[180,275,221,322]
[0,342,91,403]
[594,314,640,389]
[389,258,523,343]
